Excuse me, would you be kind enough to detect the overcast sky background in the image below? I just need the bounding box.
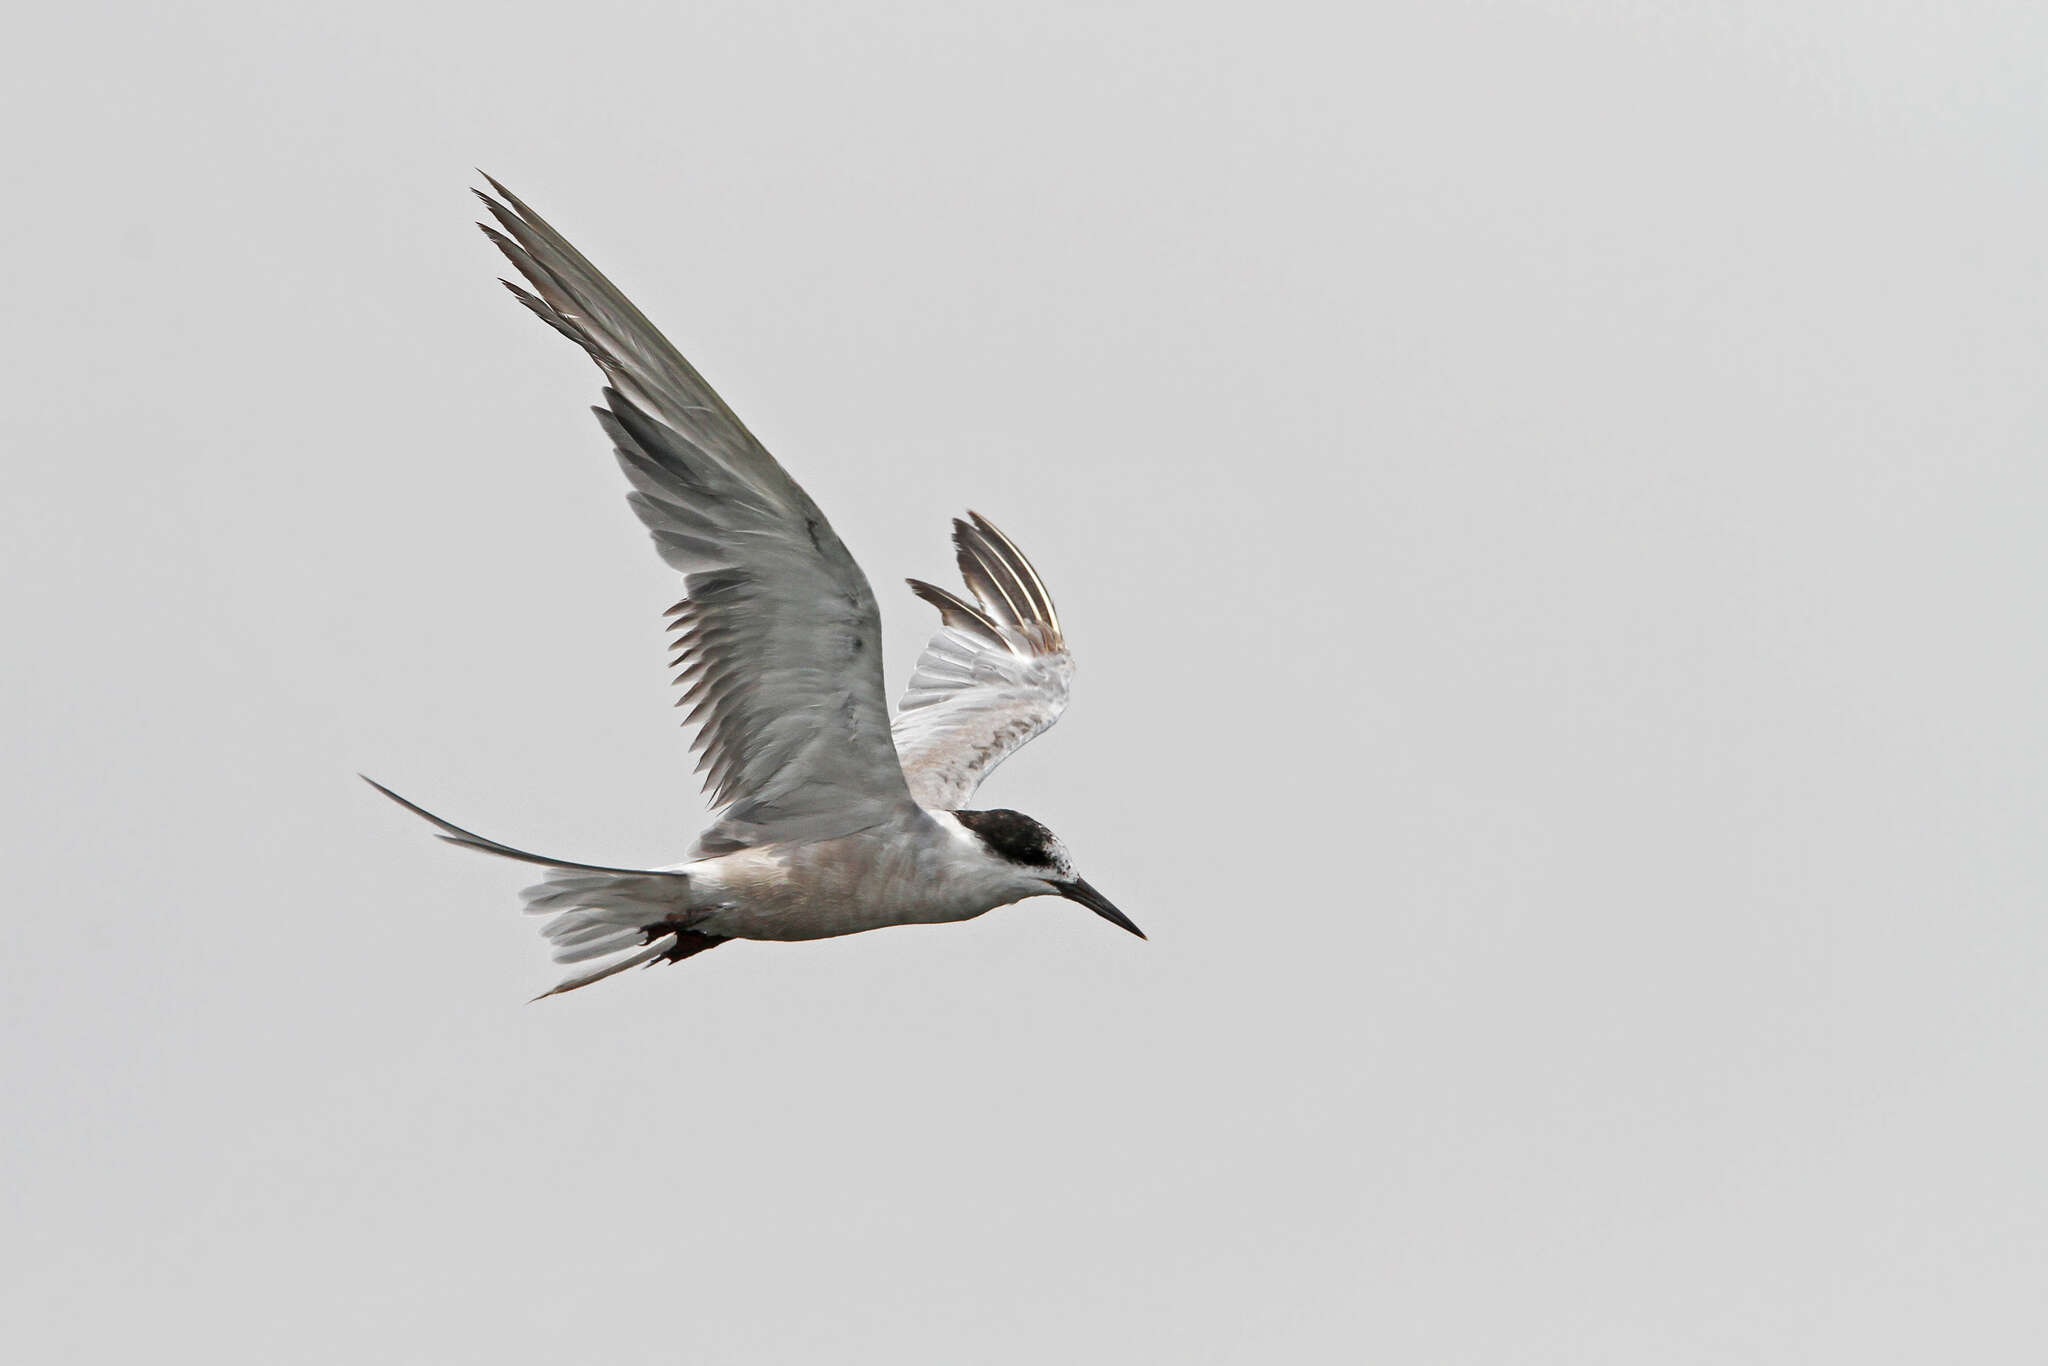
[5,2,2045,1360]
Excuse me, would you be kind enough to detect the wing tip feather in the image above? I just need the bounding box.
[943,512,1062,649]
[907,577,1007,649]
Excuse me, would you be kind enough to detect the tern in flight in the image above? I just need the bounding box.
[367,179,1142,997]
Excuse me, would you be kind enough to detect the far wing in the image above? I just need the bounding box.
[892,514,1075,809]
[476,178,916,853]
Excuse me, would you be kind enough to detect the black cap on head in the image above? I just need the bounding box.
[953,808,1059,868]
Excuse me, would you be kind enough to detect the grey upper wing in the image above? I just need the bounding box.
[892,514,1075,810]
[477,178,914,852]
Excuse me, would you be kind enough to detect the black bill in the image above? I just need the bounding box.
[1057,878,1145,940]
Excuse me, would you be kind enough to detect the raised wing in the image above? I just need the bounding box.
[477,178,914,854]
[893,514,1075,809]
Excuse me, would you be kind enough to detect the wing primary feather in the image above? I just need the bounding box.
[965,511,1062,641]
[951,518,1028,627]
[906,578,1007,649]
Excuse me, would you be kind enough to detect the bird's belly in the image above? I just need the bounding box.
[690,837,1004,942]
[709,883,991,941]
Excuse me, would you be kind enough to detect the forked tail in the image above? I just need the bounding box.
[361,776,725,997]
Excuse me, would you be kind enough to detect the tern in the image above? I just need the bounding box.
[367,178,1141,997]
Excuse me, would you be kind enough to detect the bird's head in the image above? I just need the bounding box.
[951,808,1144,939]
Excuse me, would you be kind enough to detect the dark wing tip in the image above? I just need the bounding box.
[907,577,1006,649]
[950,518,1024,628]
[949,511,1062,646]
[475,171,523,210]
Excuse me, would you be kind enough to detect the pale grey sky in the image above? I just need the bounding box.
[5,1,2046,1361]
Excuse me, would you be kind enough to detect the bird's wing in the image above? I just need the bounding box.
[477,178,915,854]
[892,514,1076,809]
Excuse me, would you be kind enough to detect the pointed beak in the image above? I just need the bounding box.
[1057,878,1145,940]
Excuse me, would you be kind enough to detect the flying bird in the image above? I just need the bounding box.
[367,178,1141,997]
